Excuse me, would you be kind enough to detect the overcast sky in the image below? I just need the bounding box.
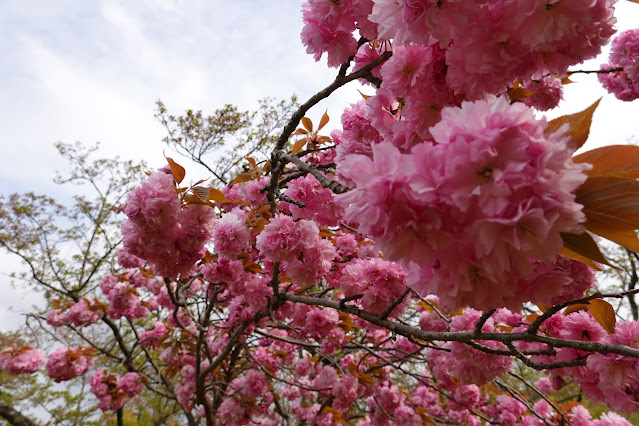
[1,1,639,331]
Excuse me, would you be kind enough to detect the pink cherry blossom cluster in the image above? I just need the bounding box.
[337,257,407,316]
[302,0,615,100]
[139,321,170,348]
[46,298,104,328]
[256,214,335,286]
[338,98,589,310]
[300,0,377,68]
[522,75,564,111]
[599,29,639,101]
[67,298,104,326]
[45,346,95,382]
[100,273,149,319]
[122,170,216,279]
[284,174,345,227]
[212,211,251,259]
[426,308,513,385]
[570,405,633,426]
[223,274,273,326]
[216,370,276,425]
[584,320,639,413]
[504,310,639,415]
[0,346,46,375]
[90,370,144,411]
[523,255,597,307]
[383,0,614,98]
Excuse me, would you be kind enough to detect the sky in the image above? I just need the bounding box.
[1,1,639,331]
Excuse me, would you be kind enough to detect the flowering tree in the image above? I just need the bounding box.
[4,1,639,425]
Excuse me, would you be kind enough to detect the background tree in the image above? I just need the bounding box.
[156,96,299,187]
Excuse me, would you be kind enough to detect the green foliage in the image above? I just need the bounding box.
[156,96,299,186]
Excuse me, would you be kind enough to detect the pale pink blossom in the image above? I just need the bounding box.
[213,211,250,259]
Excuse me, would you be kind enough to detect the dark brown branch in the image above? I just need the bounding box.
[280,293,639,359]
[527,288,639,335]
[276,151,349,194]
[274,51,392,152]
[379,288,410,320]
[0,399,37,426]
[568,66,624,74]
[509,372,569,425]
[474,309,496,336]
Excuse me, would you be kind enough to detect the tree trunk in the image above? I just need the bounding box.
[0,401,37,426]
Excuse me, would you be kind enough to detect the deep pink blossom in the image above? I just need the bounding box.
[67,298,104,327]
[523,76,563,111]
[122,171,215,279]
[339,258,407,316]
[0,347,46,375]
[599,64,639,101]
[609,29,639,81]
[46,346,94,382]
[285,174,345,227]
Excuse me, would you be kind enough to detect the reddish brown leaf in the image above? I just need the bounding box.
[207,188,231,203]
[584,193,639,229]
[563,304,590,316]
[358,89,372,100]
[230,172,257,185]
[291,138,307,155]
[577,177,639,205]
[584,223,639,252]
[183,193,210,205]
[191,186,210,201]
[588,299,616,334]
[244,262,262,274]
[318,227,335,237]
[525,313,540,324]
[293,128,308,135]
[245,157,257,168]
[574,145,639,179]
[355,372,376,385]
[318,110,330,131]
[263,160,271,173]
[560,232,611,266]
[301,117,313,132]
[166,157,186,184]
[546,98,601,149]
[508,87,535,101]
[536,303,551,313]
